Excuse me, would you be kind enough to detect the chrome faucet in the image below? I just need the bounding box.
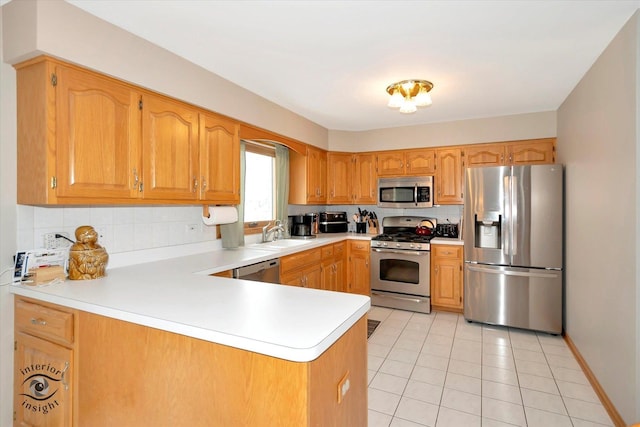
[262,220,285,242]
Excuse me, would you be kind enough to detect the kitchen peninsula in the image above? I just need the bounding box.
[12,236,371,427]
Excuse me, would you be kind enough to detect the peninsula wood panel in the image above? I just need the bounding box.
[77,311,367,426]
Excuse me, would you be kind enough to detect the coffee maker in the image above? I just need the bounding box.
[288,214,318,239]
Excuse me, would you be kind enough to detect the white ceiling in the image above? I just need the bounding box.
[65,0,639,131]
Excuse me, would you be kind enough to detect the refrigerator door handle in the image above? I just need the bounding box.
[511,174,518,257]
[467,265,559,279]
[503,175,511,258]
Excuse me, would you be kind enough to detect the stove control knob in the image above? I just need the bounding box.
[409,244,415,249]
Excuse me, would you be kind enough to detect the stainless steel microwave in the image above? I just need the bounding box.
[377,176,433,208]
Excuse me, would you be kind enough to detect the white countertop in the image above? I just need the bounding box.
[11,233,371,362]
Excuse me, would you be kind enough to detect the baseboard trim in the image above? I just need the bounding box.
[564,333,625,427]
[430,305,463,314]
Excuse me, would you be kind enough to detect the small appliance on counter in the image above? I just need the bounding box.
[435,223,459,238]
[288,214,317,239]
[319,211,348,233]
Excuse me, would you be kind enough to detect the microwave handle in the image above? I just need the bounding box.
[414,183,418,206]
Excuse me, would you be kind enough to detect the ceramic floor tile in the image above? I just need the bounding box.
[411,365,447,386]
[369,409,393,427]
[524,407,573,427]
[367,308,613,427]
[368,387,402,415]
[440,388,481,415]
[403,379,443,405]
[370,372,410,395]
[444,372,482,395]
[481,380,522,405]
[387,347,420,365]
[435,406,481,427]
[520,388,567,415]
[395,396,439,426]
[380,359,416,379]
[447,359,482,379]
[482,397,526,426]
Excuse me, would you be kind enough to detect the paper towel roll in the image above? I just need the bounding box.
[202,206,238,226]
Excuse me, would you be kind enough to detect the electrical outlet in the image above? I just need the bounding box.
[43,232,72,249]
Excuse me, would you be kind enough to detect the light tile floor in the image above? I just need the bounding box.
[367,307,614,427]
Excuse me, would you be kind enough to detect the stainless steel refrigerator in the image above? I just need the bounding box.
[463,164,563,334]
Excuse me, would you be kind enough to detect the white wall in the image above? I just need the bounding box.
[329,111,557,151]
[0,4,17,425]
[557,11,639,424]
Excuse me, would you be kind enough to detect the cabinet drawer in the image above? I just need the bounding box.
[432,245,462,259]
[333,242,346,259]
[321,245,334,260]
[280,248,322,274]
[15,299,74,345]
[349,241,370,253]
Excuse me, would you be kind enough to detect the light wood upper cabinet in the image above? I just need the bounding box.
[327,152,353,204]
[377,149,435,177]
[464,143,505,167]
[464,139,555,167]
[507,138,556,165]
[141,94,200,201]
[327,153,376,204]
[16,56,241,206]
[435,148,464,205]
[289,146,327,204]
[353,153,377,204]
[16,58,142,204]
[199,113,241,203]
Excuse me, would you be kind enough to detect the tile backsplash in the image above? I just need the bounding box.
[17,203,464,254]
[17,205,218,254]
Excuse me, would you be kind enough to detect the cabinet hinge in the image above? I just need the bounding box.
[138,98,143,110]
[51,73,57,86]
[14,340,17,351]
[50,176,57,189]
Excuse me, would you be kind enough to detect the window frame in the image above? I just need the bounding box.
[243,141,276,235]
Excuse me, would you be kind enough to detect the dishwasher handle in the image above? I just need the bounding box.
[232,259,280,278]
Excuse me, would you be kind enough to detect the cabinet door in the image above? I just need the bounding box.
[327,153,353,204]
[377,151,405,176]
[15,332,73,427]
[304,264,323,289]
[431,245,463,310]
[307,147,327,203]
[142,95,199,200]
[353,153,377,204]
[464,144,505,167]
[55,65,141,200]
[405,149,436,175]
[199,113,240,203]
[507,139,555,165]
[435,148,463,205]
[348,241,370,296]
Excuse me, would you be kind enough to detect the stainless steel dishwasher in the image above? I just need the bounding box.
[232,259,280,284]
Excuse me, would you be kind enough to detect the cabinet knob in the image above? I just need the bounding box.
[201,177,207,194]
[193,177,199,193]
[132,168,139,190]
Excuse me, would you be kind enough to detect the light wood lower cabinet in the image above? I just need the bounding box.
[348,241,371,296]
[321,242,347,292]
[431,245,464,312]
[280,248,322,288]
[14,298,368,427]
[14,298,75,427]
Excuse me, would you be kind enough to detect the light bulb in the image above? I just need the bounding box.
[387,89,404,108]
[399,100,417,114]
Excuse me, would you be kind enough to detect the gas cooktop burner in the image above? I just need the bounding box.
[372,232,435,243]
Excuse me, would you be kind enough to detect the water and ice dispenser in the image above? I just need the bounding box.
[474,212,501,249]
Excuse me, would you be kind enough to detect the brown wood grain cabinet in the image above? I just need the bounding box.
[289,146,327,204]
[14,297,367,427]
[14,298,75,427]
[321,242,347,292]
[327,153,377,204]
[280,248,323,288]
[435,148,464,205]
[15,56,240,206]
[377,148,436,177]
[431,245,464,312]
[463,143,506,167]
[348,241,371,296]
[464,138,556,168]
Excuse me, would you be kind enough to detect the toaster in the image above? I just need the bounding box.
[319,211,348,233]
[435,223,459,238]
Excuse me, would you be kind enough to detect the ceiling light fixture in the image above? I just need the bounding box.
[386,79,434,114]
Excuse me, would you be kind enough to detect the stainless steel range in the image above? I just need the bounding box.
[370,216,436,314]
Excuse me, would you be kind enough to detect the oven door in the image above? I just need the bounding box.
[370,248,430,297]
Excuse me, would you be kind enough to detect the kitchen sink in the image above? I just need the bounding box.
[255,239,314,250]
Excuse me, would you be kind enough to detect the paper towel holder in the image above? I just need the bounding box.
[203,204,210,218]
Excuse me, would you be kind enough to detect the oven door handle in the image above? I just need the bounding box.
[372,248,428,257]
[371,291,427,304]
